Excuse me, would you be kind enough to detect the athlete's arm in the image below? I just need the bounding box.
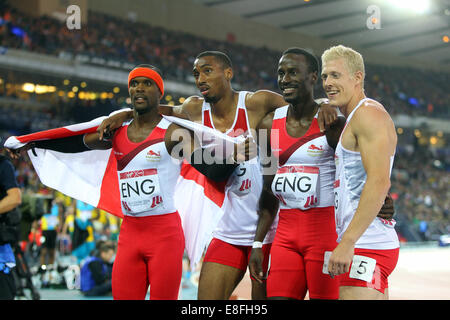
[325,116,346,150]
[317,102,340,132]
[325,116,395,220]
[249,113,280,283]
[328,105,396,276]
[6,132,111,159]
[164,123,239,182]
[246,90,338,130]
[98,97,203,140]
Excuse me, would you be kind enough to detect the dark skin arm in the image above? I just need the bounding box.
[99,90,337,140]
[97,97,203,140]
[248,112,280,283]
[245,90,338,132]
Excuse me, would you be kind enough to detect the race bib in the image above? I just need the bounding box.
[349,255,377,282]
[119,168,163,214]
[228,162,253,197]
[272,165,319,210]
[322,251,376,283]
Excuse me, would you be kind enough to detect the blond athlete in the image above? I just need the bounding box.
[321,45,399,300]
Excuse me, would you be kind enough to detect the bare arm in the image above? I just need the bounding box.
[98,97,203,140]
[328,105,397,276]
[83,132,112,150]
[164,123,241,182]
[249,113,280,283]
[0,188,21,215]
[246,91,338,130]
[341,107,396,244]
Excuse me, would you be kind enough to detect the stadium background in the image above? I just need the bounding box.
[0,0,448,300]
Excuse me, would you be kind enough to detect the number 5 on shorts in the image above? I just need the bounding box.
[349,255,376,282]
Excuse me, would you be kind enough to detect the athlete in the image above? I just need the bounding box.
[249,48,344,300]
[6,65,249,300]
[249,48,396,300]
[321,45,399,300]
[98,51,339,300]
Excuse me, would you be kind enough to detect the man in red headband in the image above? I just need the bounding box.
[7,64,251,300]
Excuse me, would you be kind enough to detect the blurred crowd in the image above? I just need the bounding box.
[391,147,450,242]
[0,1,448,261]
[0,3,448,119]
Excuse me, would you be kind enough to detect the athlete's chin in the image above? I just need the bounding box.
[204,95,219,104]
[133,103,155,115]
[283,94,301,105]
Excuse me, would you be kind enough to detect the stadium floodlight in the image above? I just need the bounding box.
[389,0,431,14]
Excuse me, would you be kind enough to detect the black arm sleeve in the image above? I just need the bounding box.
[33,135,91,153]
[189,148,238,182]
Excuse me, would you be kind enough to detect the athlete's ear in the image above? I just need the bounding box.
[310,71,318,84]
[354,70,364,87]
[225,67,233,81]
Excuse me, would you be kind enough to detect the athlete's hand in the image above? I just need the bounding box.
[234,137,257,163]
[328,239,354,278]
[317,102,339,132]
[249,248,265,283]
[377,193,395,220]
[97,110,132,140]
[4,143,35,159]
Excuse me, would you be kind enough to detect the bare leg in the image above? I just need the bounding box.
[339,286,386,300]
[48,248,56,265]
[40,247,48,267]
[197,262,245,300]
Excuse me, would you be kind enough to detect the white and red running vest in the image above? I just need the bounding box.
[112,118,181,217]
[270,105,335,211]
[334,98,399,249]
[205,91,277,246]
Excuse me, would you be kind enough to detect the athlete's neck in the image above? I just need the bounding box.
[289,97,318,121]
[132,106,161,129]
[339,90,366,118]
[210,89,238,119]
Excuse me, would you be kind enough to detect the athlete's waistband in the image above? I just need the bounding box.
[122,210,178,219]
[279,206,335,214]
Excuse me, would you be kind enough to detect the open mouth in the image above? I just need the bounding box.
[134,96,147,104]
[327,90,339,98]
[282,87,297,95]
[199,88,210,96]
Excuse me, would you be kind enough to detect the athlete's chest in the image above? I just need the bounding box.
[340,122,359,152]
[112,124,169,168]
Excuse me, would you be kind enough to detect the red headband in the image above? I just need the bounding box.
[128,67,164,96]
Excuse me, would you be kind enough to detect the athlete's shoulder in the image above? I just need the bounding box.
[355,99,392,123]
[182,95,204,118]
[352,99,395,136]
[246,90,285,111]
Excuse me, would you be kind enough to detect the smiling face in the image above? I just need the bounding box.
[128,76,162,114]
[277,53,317,105]
[321,57,364,108]
[192,55,233,103]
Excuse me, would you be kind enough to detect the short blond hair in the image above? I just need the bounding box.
[321,45,365,81]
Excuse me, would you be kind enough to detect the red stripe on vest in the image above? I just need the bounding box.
[271,116,324,167]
